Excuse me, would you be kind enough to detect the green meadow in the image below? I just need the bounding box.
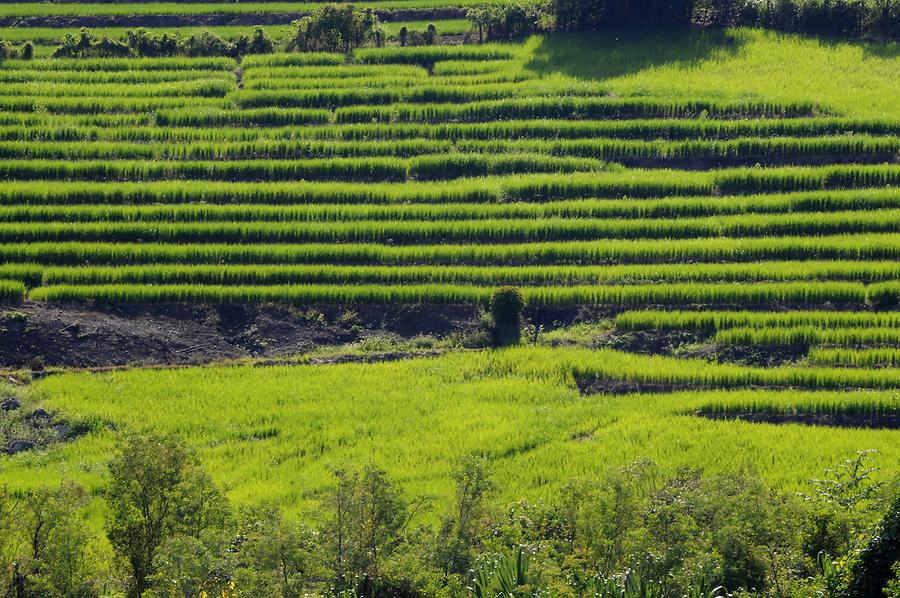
[3,347,899,521]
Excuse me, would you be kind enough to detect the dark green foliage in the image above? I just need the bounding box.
[846,491,900,597]
[470,547,533,597]
[105,435,226,597]
[323,465,413,596]
[490,286,525,346]
[125,27,179,57]
[435,455,494,578]
[287,6,383,54]
[467,1,550,41]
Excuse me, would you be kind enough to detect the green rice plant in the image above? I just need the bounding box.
[0,279,25,302]
[334,97,819,124]
[715,165,900,194]
[0,172,714,205]
[1,235,895,267]
[807,348,900,368]
[867,281,900,309]
[0,263,42,286]
[690,390,900,416]
[241,64,427,81]
[8,95,228,115]
[155,107,332,127]
[27,281,870,309]
[615,310,900,333]
[1,56,235,71]
[715,326,900,347]
[0,158,412,182]
[0,190,895,221]
[0,79,233,98]
[240,52,345,67]
[355,44,517,64]
[431,59,520,75]
[34,261,900,288]
[2,210,895,243]
[0,69,231,84]
[9,118,896,145]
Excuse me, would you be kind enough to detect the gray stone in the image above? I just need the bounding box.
[1,398,20,411]
[53,424,70,440]
[7,440,35,455]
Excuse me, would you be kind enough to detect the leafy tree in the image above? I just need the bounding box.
[287,6,383,53]
[435,455,494,579]
[846,490,900,598]
[234,504,319,598]
[105,435,222,597]
[248,26,274,54]
[323,465,416,596]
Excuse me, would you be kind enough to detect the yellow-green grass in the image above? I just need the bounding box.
[2,347,899,523]
[523,30,900,119]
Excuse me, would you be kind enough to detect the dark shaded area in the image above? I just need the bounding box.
[697,411,900,429]
[525,28,744,81]
[0,301,479,369]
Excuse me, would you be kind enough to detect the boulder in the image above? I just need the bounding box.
[1,398,20,411]
[53,424,70,440]
[27,408,50,420]
[7,440,35,455]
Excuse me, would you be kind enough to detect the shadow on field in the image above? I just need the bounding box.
[526,28,745,81]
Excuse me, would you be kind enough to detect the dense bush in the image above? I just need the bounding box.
[52,26,275,59]
[286,5,384,53]
[469,0,899,39]
[467,0,552,41]
[1,435,896,596]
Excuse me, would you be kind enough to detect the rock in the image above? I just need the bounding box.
[7,440,35,455]
[27,408,50,420]
[1,398,20,411]
[52,424,70,440]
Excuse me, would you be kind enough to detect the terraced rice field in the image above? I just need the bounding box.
[0,36,898,313]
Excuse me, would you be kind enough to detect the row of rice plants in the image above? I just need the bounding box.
[232,81,613,109]
[689,390,900,415]
[1,211,895,243]
[807,348,900,368]
[26,281,881,309]
[2,235,895,266]
[1,95,227,115]
[0,172,715,204]
[615,310,900,332]
[567,348,900,391]
[13,118,896,144]
[0,57,235,71]
[333,97,820,123]
[0,154,608,182]
[0,68,237,84]
[0,279,24,302]
[31,261,900,287]
[715,326,900,347]
[241,64,426,81]
[0,79,234,98]
[20,135,886,163]
[3,189,893,221]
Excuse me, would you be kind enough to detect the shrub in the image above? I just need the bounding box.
[467,0,551,42]
[287,5,383,54]
[490,286,525,346]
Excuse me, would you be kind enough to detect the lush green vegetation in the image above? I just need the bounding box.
[1,18,899,596]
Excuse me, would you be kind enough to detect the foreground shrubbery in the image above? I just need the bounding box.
[1,435,899,596]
